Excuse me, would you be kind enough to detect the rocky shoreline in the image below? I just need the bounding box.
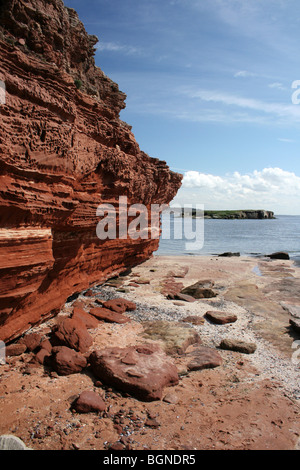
[0,255,299,450]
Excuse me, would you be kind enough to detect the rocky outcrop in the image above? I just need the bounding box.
[0,0,182,342]
[183,209,275,219]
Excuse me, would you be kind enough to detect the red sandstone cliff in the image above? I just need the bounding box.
[0,0,182,343]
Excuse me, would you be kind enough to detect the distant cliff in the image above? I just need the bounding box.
[204,210,275,219]
[181,210,275,219]
[0,0,182,342]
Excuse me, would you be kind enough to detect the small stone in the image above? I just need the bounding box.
[110,442,125,451]
[114,424,123,434]
[187,345,223,371]
[94,380,103,387]
[205,311,238,325]
[145,418,160,428]
[219,339,257,354]
[73,391,106,413]
[71,443,80,450]
[163,392,179,404]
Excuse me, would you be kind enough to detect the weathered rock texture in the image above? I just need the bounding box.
[89,344,179,401]
[0,0,182,342]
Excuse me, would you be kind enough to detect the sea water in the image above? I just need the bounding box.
[155,214,300,266]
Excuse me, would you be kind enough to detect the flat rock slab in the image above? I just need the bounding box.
[205,311,238,325]
[280,302,300,319]
[187,345,223,371]
[173,293,196,303]
[89,344,179,401]
[162,279,184,298]
[102,298,137,313]
[224,281,292,354]
[89,307,131,324]
[219,338,257,354]
[181,280,216,299]
[142,320,201,355]
[72,307,100,329]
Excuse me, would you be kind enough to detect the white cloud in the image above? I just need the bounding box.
[234,70,257,78]
[178,87,300,125]
[172,167,300,214]
[97,41,143,56]
[277,138,295,143]
[268,82,287,91]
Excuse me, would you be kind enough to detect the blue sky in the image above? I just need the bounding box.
[65,0,300,214]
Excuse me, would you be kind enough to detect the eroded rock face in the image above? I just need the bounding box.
[0,0,182,342]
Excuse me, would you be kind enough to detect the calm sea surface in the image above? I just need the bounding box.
[155,214,300,266]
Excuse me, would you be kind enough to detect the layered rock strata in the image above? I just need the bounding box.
[0,0,182,342]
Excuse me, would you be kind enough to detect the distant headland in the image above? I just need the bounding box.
[181,209,275,219]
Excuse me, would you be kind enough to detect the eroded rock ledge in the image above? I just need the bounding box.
[0,0,182,342]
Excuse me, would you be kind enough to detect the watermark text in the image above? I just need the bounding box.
[0,80,5,105]
[96,197,204,251]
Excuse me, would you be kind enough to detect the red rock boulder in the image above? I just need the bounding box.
[72,391,106,413]
[51,346,87,376]
[89,344,179,401]
[53,317,93,353]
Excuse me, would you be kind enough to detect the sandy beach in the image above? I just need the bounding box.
[0,254,299,450]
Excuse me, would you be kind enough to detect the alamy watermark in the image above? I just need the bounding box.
[0,80,6,105]
[0,341,6,365]
[291,80,300,104]
[291,340,300,366]
[96,197,204,251]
